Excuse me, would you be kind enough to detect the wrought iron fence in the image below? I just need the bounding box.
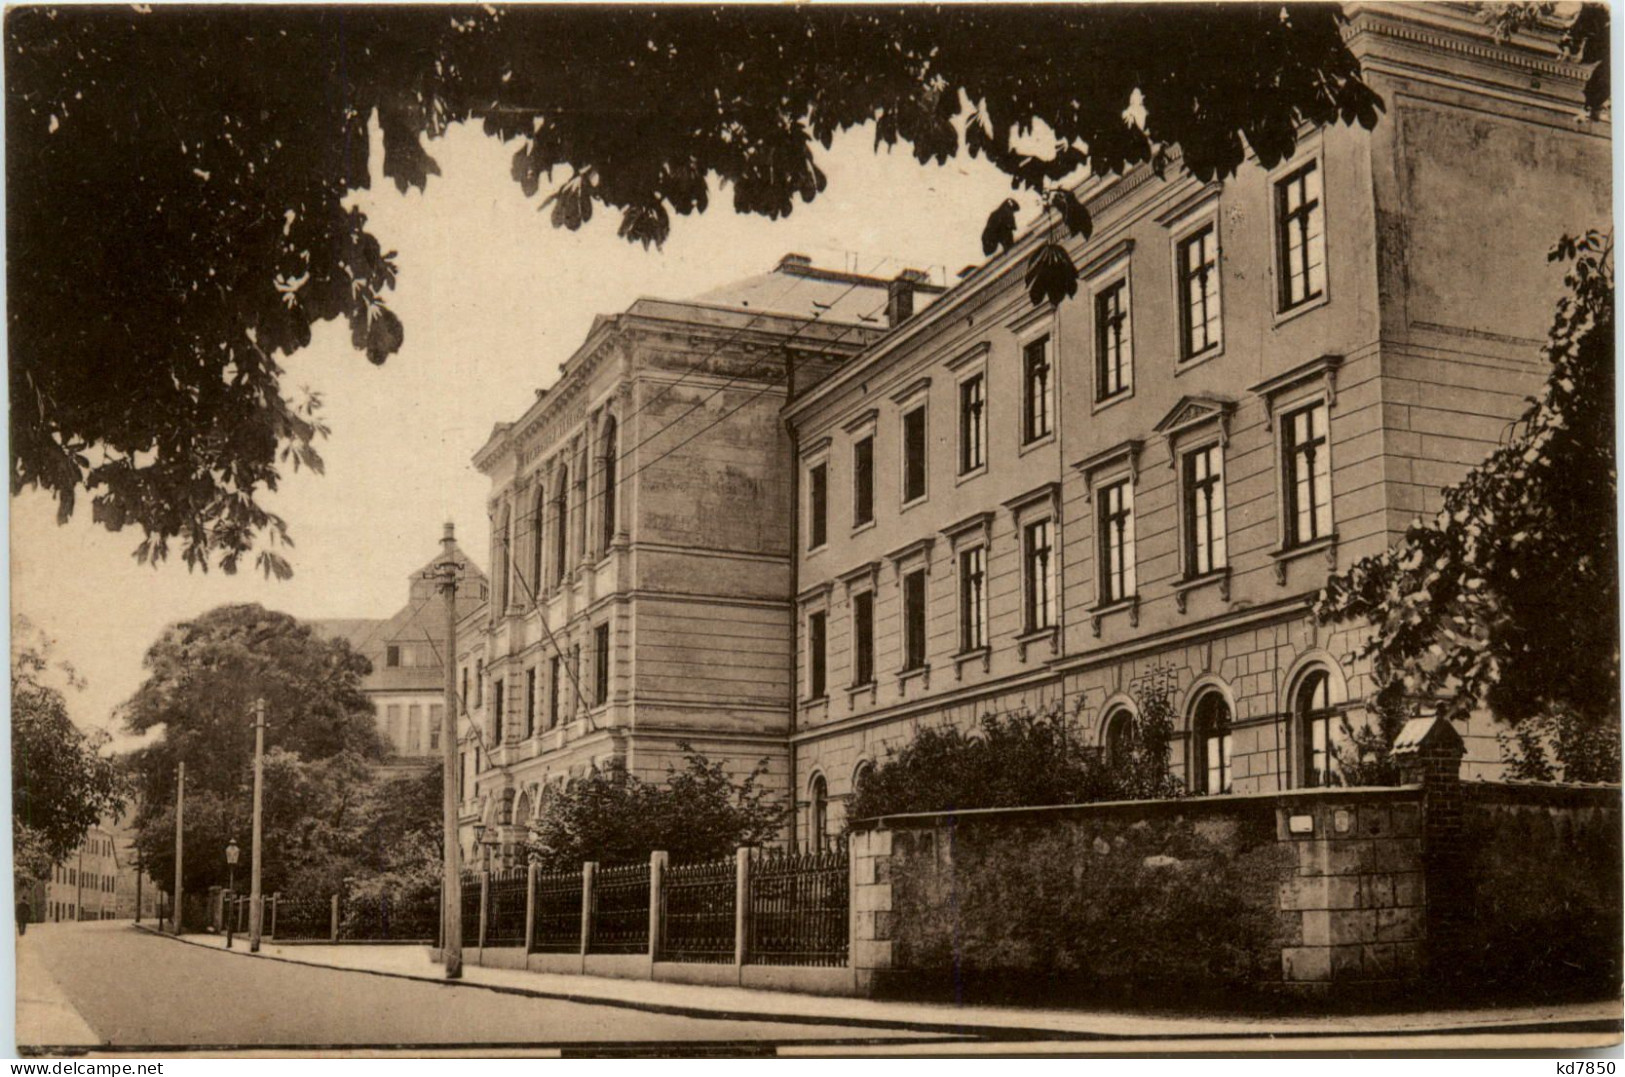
[660,856,735,963]
[341,890,439,942]
[484,868,529,948]
[271,896,331,941]
[461,871,482,947]
[588,861,651,954]
[532,867,583,953]
[748,845,849,967]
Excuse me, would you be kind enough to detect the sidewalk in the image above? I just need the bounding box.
[16,930,101,1049]
[140,925,1622,1043]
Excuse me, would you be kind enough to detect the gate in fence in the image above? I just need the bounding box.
[659,856,735,964]
[747,845,849,967]
[589,862,651,954]
[531,867,584,952]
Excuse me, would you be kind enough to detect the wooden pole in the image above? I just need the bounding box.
[249,698,266,952]
[173,762,185,934]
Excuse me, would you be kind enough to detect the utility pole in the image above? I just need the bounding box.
[173,762,185,934]
[249,698,267,952]
[431,522,464,979]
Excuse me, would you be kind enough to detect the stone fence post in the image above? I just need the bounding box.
[579,862,597,956]
[849,828,894,996]
[523,863,539,956]
[648,850,668,962]
[1392,713,1468,981]
[478,869,491,951]
[733,847,751,968]
[329,894,339,942]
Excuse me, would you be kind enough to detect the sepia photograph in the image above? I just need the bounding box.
[5,0,1620,1059]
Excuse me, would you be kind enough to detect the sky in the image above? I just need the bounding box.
[9,119,1019,750]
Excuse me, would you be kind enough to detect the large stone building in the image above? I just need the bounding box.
[457,257,942,861]
[781,3,1610,848]
[314,545,487,768]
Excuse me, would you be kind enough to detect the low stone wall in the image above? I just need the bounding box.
[850,721,1622,1007]
[852,786,1426,1004]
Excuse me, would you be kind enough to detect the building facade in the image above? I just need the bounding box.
[314,545,487,769]
[459,257,941,863]
[42,825,120,922]
[782,3,1611,848]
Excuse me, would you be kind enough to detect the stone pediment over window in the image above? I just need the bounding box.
[1072,438,1143,501]
[837,560,881,596]
[1152,395,1235,469]
[941,510,994,550]
[1249,353,1343,430]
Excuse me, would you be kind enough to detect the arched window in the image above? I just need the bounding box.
[810,774,829,853]
[1102,707,1135,765]
[493,507,511,611]
[1297,669,1338,788]
[553,467,570,586]
[1192,691,1233,795]
[601,417,619,552]
[529,485,547,599]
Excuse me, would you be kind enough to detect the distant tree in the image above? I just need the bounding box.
[121,603,386,895]
[7,4,1398,573]
[529,748,784,869]
[11,618,126,885]
[1317,231,1618,783]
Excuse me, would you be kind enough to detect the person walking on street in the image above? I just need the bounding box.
[16,899,31,936]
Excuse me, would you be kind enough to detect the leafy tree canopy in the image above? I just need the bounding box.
[8,3,1394,574]
[529,748,784,869]
[122,602,387,890]
[850,670,1184,823]
[11,617,127,884]
[1317,231,1618,782]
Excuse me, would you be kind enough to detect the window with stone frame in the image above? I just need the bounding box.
[491,677,504,745]
[1192,691,1233,794]
[1182,443,1227,578]
[958,545,987,652]
[902,568,928,671]
[525,667,537,739]
[852,435,875,527]
[1022,335,1053,443]
[959,372,985,474]
[1095,278,1132,401]
[807,609,828,698]
[1097,479,1136,605]
[1275,160,1326,312]
[1023,518,1057,631]
[1297,669,1338,788]
[808,461,829,549]
[1282,400,1332,547]
[901,405,928,503]
[851,590,876,687]
[1177,224,1222,360]
[548,654,561,729]
[593,622,611,706]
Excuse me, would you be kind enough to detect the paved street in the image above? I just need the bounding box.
[17,921,945,1052]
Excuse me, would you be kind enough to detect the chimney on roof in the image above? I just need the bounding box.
[777,252,813,273]
[887,269,929,328]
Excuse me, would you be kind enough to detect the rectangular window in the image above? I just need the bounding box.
[491,679,504,744]
[852,591,875,686]
[1276,161,1326,311]
[902,569,927,671]
[1283,402,1332,547]
[902,406,927,503]
[1182,445,1227,577]
[386,645,400,668]
[525,668,537,739]
[386,704,402,748]
[1023,520,1056,631]
[1206,732,1234,795]
[1095,280,1132,400]
[1098,480,1136,604]
[593,623,611,706]
[959,546,987,652]
[807,611,827,698]
[852,436,874,527]
[474,660,483,706]
[959,374,985,474]
[429,704,442,750]
[1023,336,1053,442]
[461,666,469,709]
[808,463,828,550]
[1178,225,1222,359]
[407,705,423,753]
[548,655,562,729]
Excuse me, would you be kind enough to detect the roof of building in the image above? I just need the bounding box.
[688,254,945,325]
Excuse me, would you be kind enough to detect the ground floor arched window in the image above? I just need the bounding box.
[810,774,829,853]
[1297,669,1338,787]
[1192,691,1233,794]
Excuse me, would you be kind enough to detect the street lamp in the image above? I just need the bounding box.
[472,823,491,872]
[225,838,241,948]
